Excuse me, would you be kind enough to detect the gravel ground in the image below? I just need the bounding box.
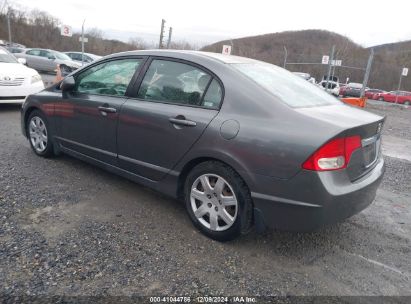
[0,102,410,300]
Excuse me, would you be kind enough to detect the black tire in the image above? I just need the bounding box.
[184,161,253,242]
[378,97,384,101]
[404,101,410,105]
[26,110,54,157]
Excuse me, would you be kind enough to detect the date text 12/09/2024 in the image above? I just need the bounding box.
[149,296,257,303]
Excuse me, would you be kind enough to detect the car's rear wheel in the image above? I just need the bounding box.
[404,100,410,105]
[378,97,384,101]
[27,110,54,157]
[184,161,253,242]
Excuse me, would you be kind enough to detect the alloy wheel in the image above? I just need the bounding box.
[190,174,238,232]
[29,116,48,153]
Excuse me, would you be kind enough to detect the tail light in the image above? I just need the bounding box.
[302,136,361,171]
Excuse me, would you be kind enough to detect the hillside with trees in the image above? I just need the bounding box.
[202,30,411,91]
[0,3,191,55]
[1,0,410,91]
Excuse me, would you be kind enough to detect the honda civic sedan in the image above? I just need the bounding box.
[21,50,385,241]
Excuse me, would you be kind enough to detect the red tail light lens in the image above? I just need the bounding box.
[302,136,361,171]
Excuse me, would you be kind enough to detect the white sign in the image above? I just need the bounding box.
[79,37,89,43]
[321,55,329,64]
[61,25,72,37]
[330,59,342,66]
[402,68,408,76]
[222,45,232,55]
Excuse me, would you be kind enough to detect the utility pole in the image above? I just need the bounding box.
[7,11,11,45]
[283,46,287,69]
[3,0,12,45]
[360,48,374,98]
[159,19,166,49]
[395,67,407,103]
[81,19,86,66]
[166,27,172,49]
[325,45,335,90]
[395,74,402,103]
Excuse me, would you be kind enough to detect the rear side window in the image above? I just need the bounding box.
[74,58,142,96]
[233,62,341,108]
[203,79,223,109]
[137,59,212,107]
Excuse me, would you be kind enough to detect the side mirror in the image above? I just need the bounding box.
[17,58,27,65]
[60,76,75,91]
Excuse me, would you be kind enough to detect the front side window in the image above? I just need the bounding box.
[137,59,212,106]
[40,50,52,58]
[74,58,142,96]
[233,62,341,108]
[27,49,41,56]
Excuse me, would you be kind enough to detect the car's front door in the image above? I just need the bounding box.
[385,92,396,102]
[39,50,57,72]
[117,58,224,181]
[56,57,144,165]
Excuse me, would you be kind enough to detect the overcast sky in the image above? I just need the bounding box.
[11,0,411,47]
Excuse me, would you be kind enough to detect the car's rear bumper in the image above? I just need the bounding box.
[250,156,385,231]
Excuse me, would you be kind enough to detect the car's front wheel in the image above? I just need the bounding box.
[404,100,410,105]
[27,110,54,157]
[184,161,253,242]
[378,97,384,101]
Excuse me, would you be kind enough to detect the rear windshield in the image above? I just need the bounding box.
[54,52,71,61]
[232,62,341,108]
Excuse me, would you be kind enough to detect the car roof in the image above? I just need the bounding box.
[107,49,258,65]
[26,48,57,52]
[65,51,99,56]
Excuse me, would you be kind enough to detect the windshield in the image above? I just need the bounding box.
[87,53,101,60]
[0,48,18,63]
[233,62,341,108]
[53,51,72,61]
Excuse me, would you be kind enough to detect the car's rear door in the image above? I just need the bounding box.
[117,58,223,181]
[24,49,42,70]
[56,56,145,165]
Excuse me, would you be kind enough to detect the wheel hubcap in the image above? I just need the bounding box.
[29,116,48,153]
[190,174,238,232]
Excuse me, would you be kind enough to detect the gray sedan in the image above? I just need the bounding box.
[15,48,80,73]
[20,50,385,241]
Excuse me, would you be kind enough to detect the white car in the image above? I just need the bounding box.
[318,80,340,97]
[0,47,44,104]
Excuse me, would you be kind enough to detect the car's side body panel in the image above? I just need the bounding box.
[117,99,218,181]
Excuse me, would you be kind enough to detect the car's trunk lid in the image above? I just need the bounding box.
[296,104,384,180]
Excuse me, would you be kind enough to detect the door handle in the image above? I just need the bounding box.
[169,117,197,127]
[98,106,117,113]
